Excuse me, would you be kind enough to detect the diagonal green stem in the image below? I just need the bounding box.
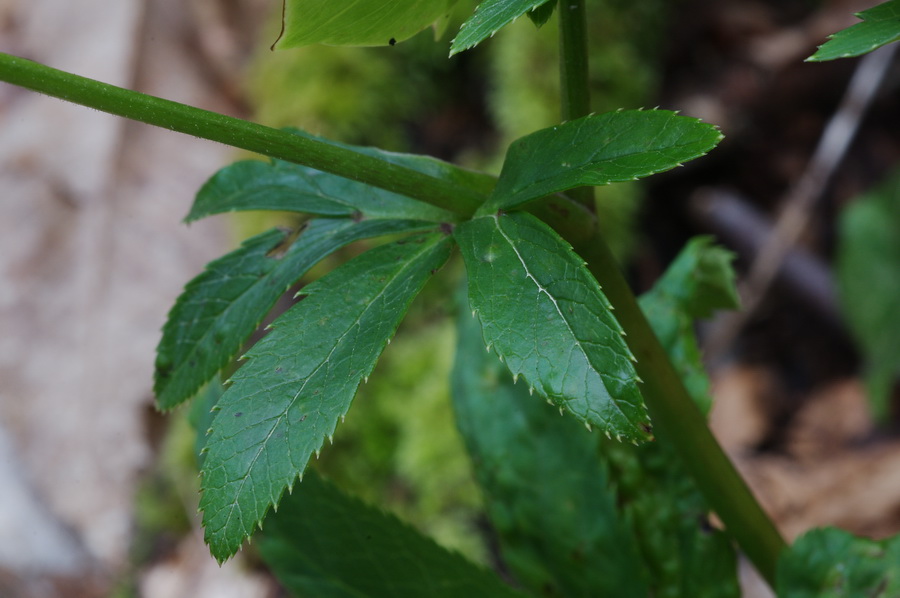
[576,233,787,586]
[0,52,484,216]
[0,53,599,251]
[557,1,786,587]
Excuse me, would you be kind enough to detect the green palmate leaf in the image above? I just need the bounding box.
[480,110,722,214]
[454,211,650,442]
[199,234,453,560]
[837,171,900,420]
[451,0,554,55]
[451,296,651,597]
[639,237,739,415]
[187,159,456,223]
[274,0,458,49]
[258,471,525,598]
[154,218,434,410]
[777,527,900,596]
[808,0,900,61]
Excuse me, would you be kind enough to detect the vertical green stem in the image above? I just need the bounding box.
[558,0,591,120]
[557,0,594,208]
[558,0,786,587]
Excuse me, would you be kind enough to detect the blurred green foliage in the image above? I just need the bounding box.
[837,170,900,420]
[777,527,900,596]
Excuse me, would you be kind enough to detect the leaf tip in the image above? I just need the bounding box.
[584,422,593,432]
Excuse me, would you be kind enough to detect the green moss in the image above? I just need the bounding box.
[246,10,463,150]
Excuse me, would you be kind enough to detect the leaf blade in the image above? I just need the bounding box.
[451,295,651,597]
[482,110,722,214]
[259,472,526,598]
[526,0,557,27]
[837,171,900,419]
[188,159,457,223]
[808,0,900,61]
[154,218,436,409]
[275,0,458,49]
[777,527,900,596]
[455,211,650,442]
[452,276,740,596]
[199,233,453,561]
[451,0,553,55]
[638,236,739,415]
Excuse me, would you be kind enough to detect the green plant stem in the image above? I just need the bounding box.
[557,0,593,208]
[576,233,788,587]
[558,1,786,585]
[0,53,599,254]
[558,0,590,120]
[0,52,484,216]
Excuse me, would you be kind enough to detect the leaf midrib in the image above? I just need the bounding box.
[505,117,698,199]
[212,235,443,542]
[490,214,629,425]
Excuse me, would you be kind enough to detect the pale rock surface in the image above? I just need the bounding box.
[0,0,252,591]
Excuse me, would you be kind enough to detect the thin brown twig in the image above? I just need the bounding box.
[704,43,898,359]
